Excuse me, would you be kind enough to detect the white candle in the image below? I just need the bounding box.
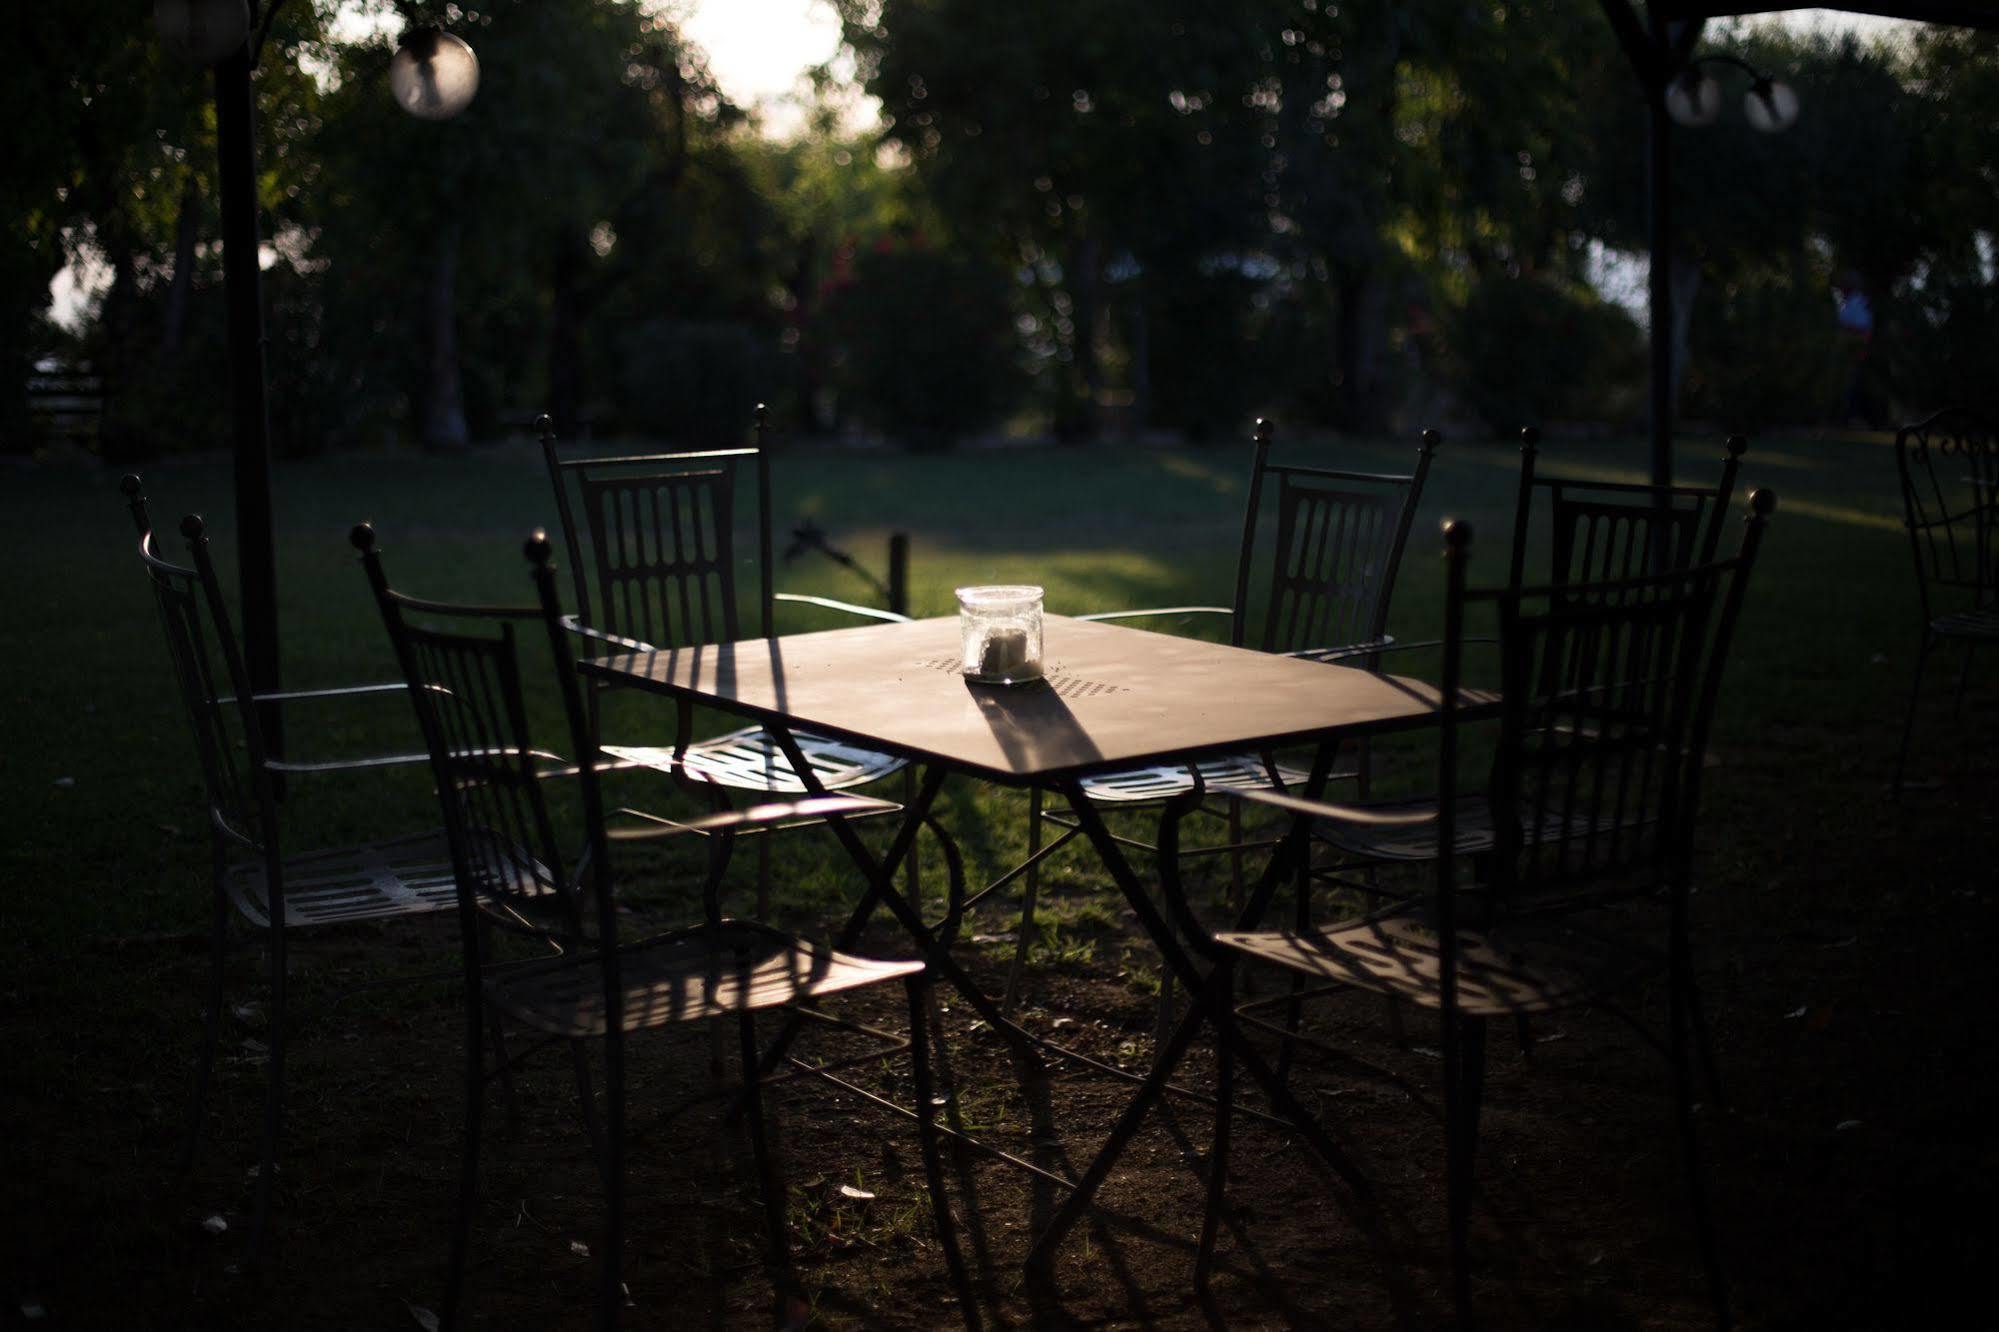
[980,627,1030,679]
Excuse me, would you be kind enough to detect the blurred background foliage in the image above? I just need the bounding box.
[7,1,1998,455]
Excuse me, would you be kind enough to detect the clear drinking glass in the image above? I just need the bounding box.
[956,585,1044,684]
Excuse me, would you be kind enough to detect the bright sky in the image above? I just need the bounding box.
[673,0,849,133]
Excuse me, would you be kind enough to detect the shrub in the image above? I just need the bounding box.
[1682,265,1849,429]
[612,319,780,444]
[1446,272,1644,435]
[818,240,1020,449]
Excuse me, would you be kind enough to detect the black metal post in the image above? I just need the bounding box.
[215,43,282,763]
[1646,8,1674,493]
[887,532,909,618]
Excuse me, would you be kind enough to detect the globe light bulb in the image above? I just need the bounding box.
[1744,79,1800,133]
[1664,70,1723,128]
[154,0,250,65]
[389,29,480,121]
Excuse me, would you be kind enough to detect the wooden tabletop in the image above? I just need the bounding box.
[583,614,1478,786]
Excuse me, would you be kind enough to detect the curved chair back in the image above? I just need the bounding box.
[1232,419,1439,656]
[1507,428,1747,590]
[1440,489,1775,925]
[353,526,614,953]
[538,409,775,651]
[1894,406,1999,625]
[122,476,274,855]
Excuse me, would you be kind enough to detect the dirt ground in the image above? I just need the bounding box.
[7,702,1998,1332]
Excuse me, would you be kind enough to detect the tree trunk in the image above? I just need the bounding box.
[548,231,583,439]
[1667,248,1701,417]
[162,179,201,356]
[423,222,469,451]
[1129,286,1151,436]
[1335,270,1390,433]
[1066,234,1101,440]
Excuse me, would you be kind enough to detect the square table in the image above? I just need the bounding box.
[583,613,1480,1264]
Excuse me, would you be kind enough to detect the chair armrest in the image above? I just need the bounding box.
[1231,786,1439,826]
[607,794,901,841]
[774,591,910,624]
[265,752,432,775]
[561,614,655,654]
[1074,605,1233,624]
[1290,636,1497,665]
[217,682,408,706]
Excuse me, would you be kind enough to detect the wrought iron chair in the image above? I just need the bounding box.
[537,410,913,917]
[1891,406,1998,794]
[352,523,973,1331]
[1304,428,1750,877]
[1183,492,1775,1326]
[992,419,1439,1006]
[121,475,454,1260]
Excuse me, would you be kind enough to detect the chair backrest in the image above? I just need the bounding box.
[1507,428,1747,590]
[1894,406,1999,624]
[121,475,273,855]
[1435,488,1774,928]
[538,409,775,651]
[353,524,614,950]
[1231,418,1439,655]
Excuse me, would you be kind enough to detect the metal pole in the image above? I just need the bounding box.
[887,532,909,618]
[215,43,282,764]
[1646,9,1674,493]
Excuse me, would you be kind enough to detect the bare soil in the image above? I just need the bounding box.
[10,722,1999,1332]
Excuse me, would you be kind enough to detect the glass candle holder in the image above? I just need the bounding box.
[957,585,1044,684]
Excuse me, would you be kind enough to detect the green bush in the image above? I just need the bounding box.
[819,241,1020,449]
[1682,265,1848,429]
[1892,264,1999,421]
[1446,272,1644,435]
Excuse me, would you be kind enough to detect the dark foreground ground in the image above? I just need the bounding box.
[4,432,1996,1328]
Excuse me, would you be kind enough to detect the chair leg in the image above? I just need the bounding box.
[904,766,924,907]
[1005,787,1044,1012]
[248,850,287,1265]
[737,1009,796,1324]
[1226,796,1245,911]
[1444,1015,1488,1324]
[906,976,979,1329]
[1273,845,1313,1087]
[755,835,772,921]
[597,1026,628,1332]
[1951,641,1975,719]
[1892,632,1936,797]
[1153,967,1178,1069]
[1195,962,1236,1292]
[180,874,231,1176]
[442,984,487,1332]
[1684,968,1728,1111]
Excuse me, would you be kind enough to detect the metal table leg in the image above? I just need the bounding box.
[1025,743,1373,1271]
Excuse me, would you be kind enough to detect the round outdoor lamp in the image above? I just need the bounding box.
[1666,54,1798,133]
[1743,78,1801,134]
[390,29,481,120]
[154,0,250,65]
[1664,70,1723,127]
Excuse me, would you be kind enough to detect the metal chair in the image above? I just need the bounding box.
[536,410,913,917]
[993,419,1439,1006]
[352,523,974,1331]
[121,475,453,1260]
[1189,491,1776,1327]
[1305,428,1750,876]
[1891,406,1998,794]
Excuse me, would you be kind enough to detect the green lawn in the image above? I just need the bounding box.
[5,426,1992,1327]
[0,425,1928,943]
